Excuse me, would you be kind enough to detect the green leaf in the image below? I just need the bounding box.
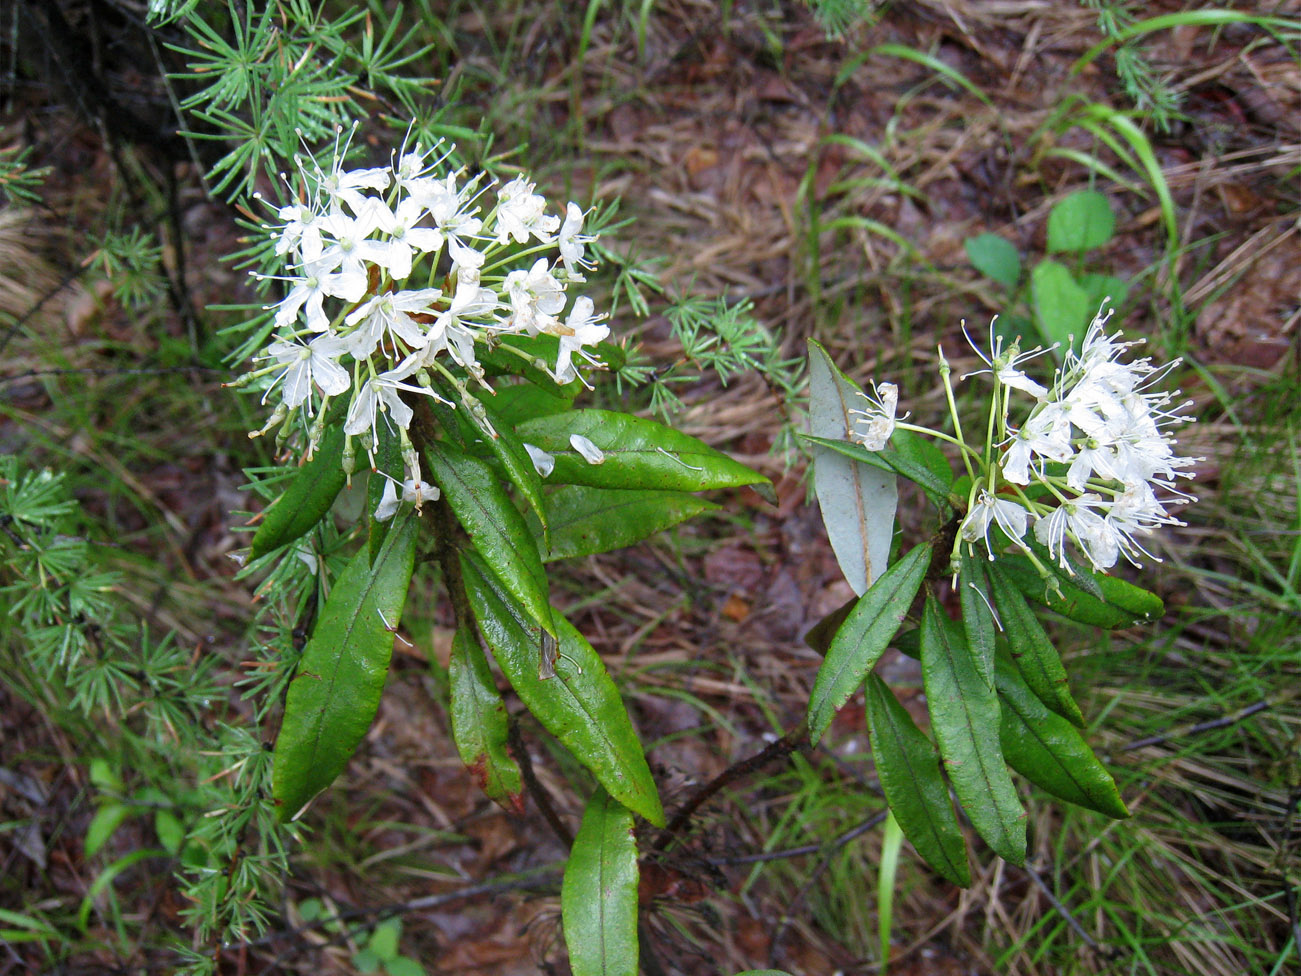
[808,542,931,744]
[1077,273,1129,317]
[964,232,1022,288]
[865,674,971,887]
[368,918,402,961]
[449,625,523,812]
[889,427,954,496]
[1047,189,1115,254]
[996,652,1129,819]
[272,512,418,822]
[353,948,381,974]
[154,809,185,855]
[533,486,717,562]
[988,566,1085,727]
[472,395,548,539]
[461,552,664,825]
[920,596,1026,865]
[806,340,898,594]
[1031,259,1091,354]
[957,550,996,688]
[85,802,131,857]
[250,425,347,559]
[425,440,555,639]
[481,379,575,427]
[384,958,425,976]
[366,421,403,565]
[515,410,768,494]
[995,553,1160,628]
[800,434,950,512]
[562,789,640,976]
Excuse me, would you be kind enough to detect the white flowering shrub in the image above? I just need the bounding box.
[235,124,770,974]
[804,310,1197,883]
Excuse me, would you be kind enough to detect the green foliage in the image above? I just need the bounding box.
[0,145,51,205]
[966,188,1126,354]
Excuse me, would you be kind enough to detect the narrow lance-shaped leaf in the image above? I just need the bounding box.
[920,595,1026,865]
[562,788,640,976]
[865,674,971,887]
[472,394,548,541]
[801,434,950,511]
[995,651,1129,819]
[461,551,664,826]
[516,409,770,495]
[250,425,347,559]
[425,439,555,639]
[273,511,418,821]
[449,624,523,813]
[806,340,898,594]
[808,542,931,744]
[530,486,718,563]
[366,421,403,565]
[988,564,1085,727]
[995,551,1162,628]
[958,549,996,688]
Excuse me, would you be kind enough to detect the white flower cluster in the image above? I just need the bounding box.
[245,124,607,503]
[852,309,1197,572]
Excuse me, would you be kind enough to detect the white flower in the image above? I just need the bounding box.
[344,288,442,358]
[503,258,566,334]
[556,202,597,278]
[849,382,898,451]
[274,201,325,262]
[570,434,605,465]
[374,475,440,521]
[524,443,555,477]
[494,176,559,245]
[960,489,1032,559]
[1033,493,1111,570]
[365,196,445,280]
[263,260,368,334]
[550,297,609,384]
[261,333,351,409]
[963,321,1051,398]
[344,360,434,443]
[413,172,486,271]
[314,208,386,277]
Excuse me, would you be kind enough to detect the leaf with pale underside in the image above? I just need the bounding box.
[806,339,898,594]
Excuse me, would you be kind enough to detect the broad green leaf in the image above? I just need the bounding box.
[367,918,402,961]
[889,427,954,496]
[800,434,950,511]
[866,674,970,887]
[988,566,1085,727]
[461,551,664,825]
[1096,573,1164,622]
[384,958,425,976]
[808,542,931,744]
[996,652,1128,819]
[964,232,1022,288]
[515,410,768,494]
[1047,189,1115,254]
[425,440,554,639]
[532,486,718,562]
[449,625,523,812]
[1031,259,1091,354]
[154,809,185,855]
[250,425,346,559]
[920,596,1026,865]
[1077,273,1129,318]
[481,379,575,428]
[995,553,1159,628]
[562,789,639,976]
[806,340,898,594]
[958,549,996,688]
[366,421,403,565]
[477,334,582,397]
[272,512,418,822]
[85,802,131,857]
[471,395,548,539]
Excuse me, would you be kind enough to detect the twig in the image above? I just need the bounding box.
[1120,698,1270,751]
[654,725,806,850]
[508,716,574,848]
[706,810,888,867]
[1021,860,1101,951]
